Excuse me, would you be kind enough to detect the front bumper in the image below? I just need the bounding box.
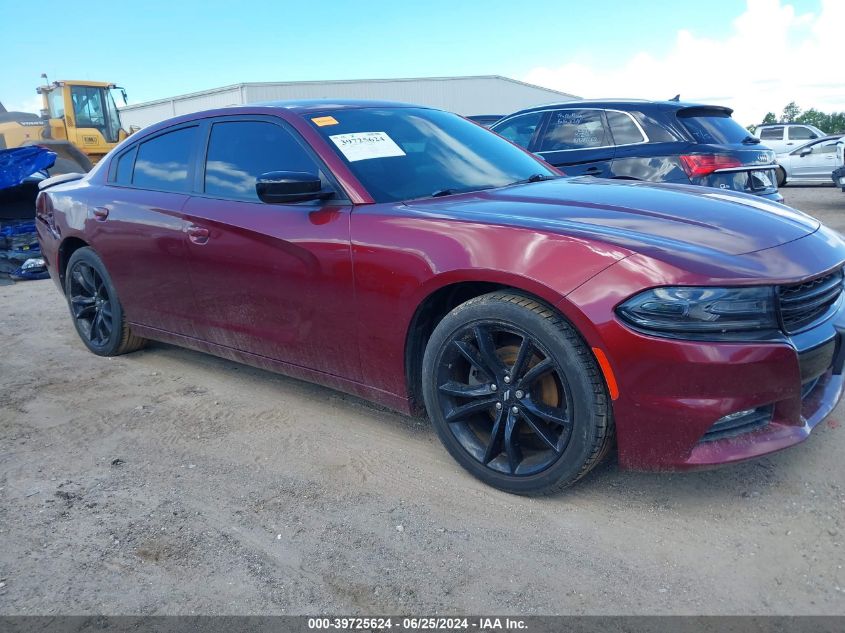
[605,306,844,471]
[563,250,845,471]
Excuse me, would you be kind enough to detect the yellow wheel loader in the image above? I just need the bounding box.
[0,78,135,176]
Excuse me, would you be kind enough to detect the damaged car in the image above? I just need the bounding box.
[36,100,845,494]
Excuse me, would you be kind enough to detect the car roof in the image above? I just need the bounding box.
[757,122,824,128]
[496,99,732,121]
[251,98,428,114]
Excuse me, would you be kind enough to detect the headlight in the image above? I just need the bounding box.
[616,286,780,340]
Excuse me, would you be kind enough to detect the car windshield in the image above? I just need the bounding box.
[307,107,556,203]
[676,108,750,145]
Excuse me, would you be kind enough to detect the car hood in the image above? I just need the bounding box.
[403,177,819,259]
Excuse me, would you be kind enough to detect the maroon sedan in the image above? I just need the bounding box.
[36,100,845,495]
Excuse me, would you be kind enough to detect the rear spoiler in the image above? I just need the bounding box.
[676,105,734,117]
[38,172,85,191]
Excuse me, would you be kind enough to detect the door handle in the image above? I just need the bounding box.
[584,166,601,174]
[186,225,210,245]
[92,207,109,221]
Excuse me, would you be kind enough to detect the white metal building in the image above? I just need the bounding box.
[118,75,579,129]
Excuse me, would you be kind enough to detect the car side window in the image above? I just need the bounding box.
[631,112,678,143]
[492,112,543,149]
[204,121,320,201]
[114,146,137,185]
[606,111,645,145]
[759,127,783,140]
[789,126,816,140]
[816,140,840,154]
[539,110,608,151]
[132,126,198,193]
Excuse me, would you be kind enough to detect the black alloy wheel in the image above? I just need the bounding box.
[65,247,146,356]
[423,292,613,495]
[69,260,114,347]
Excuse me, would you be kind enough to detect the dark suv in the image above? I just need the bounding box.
[491,100,783,201]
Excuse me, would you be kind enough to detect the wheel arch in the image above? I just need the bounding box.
[58,236,91,290]
[403,273,572,415]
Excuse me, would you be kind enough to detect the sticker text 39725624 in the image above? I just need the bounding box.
[328,132,406,162]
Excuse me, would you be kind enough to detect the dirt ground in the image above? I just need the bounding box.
[1,185,844,616]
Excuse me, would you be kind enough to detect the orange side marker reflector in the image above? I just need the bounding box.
[592,347,619,401]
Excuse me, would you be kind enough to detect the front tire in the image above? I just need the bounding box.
[65,247,146,356]
[422,292,613,495]
[776,166,787,188]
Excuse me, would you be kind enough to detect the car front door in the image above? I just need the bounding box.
[89,124,201,336]
[534,109,615,176]
[490,111,545,152]
[790,139,839,180]
[181,116,358,379]
[786,125,819,151]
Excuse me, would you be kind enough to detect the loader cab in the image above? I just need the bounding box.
[39,80,129,160]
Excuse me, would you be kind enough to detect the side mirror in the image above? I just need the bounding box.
[256,171,332,204]
[809,133,818,139]
[799,148,812,157]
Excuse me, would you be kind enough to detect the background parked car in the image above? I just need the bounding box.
[835,137,845,192]
[491,99,782,201]
[753,122,825,154]
[467,114,503,127]
[775,134,843,186]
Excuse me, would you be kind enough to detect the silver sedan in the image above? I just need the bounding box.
[776,135,843,186]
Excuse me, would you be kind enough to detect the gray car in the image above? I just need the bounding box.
[775,135,843,186]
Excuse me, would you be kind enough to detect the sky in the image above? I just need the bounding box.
[0,0,840,127]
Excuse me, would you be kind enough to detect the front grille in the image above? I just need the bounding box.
[778,268,844,333]
[701,406,773,443]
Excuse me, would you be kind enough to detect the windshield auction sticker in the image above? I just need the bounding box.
[329,131,406,162]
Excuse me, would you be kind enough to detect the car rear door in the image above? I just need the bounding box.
[91,124,201,336]
[758,126,785,153]
[534,109,615,176]
[180,116,359,379]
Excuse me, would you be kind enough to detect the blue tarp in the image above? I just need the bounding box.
[0,146,57,191]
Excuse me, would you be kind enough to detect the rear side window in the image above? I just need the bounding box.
[759,127,783,140]
[539,110,608,151]
[133,126,197,192]
[631,112,678,143]
[788,126,816,140]
[493,112,543,149]
[204,121,319,201]
[606,111,645,145]
[113,146,136,185]
[677,108,749,144]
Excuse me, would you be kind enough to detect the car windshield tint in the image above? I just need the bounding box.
[677,109,749,144]
[308,107,555,203]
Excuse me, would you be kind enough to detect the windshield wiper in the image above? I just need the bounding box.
[741,135,761,144]
[428,185,495,198]
[510,173,558,185]
[427,176,553,198]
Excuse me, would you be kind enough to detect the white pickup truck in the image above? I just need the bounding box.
[754,123,825,154]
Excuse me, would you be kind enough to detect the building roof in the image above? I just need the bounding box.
[120,75,578,112]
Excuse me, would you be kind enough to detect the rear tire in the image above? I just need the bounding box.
[65,247,146,356]
[776,166,787,188]
[422,292,614,495]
